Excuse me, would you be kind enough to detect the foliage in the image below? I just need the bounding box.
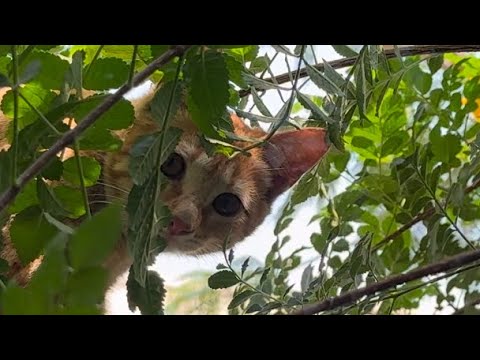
[1,45,480,315]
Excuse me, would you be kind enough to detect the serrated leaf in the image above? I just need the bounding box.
[9,180,38,214]
[332,45,358,58]
[234,108,276,123]
[83,57,129,90]
[306,63,345,97]
[18,50,69,90]
[10,206,58,265]
[62,156,101,187]
[127,268,166,315]
[297,92,333,123]
[332,238,349,252]
[223,54,247,88]
[185,51,230,139]
[208,270,239,289]
[249,56,270,74]
[228,290,256,309]
[226,46,258,63]
[73,96,134,131]
[150,80,183,127]
[19,59,41,85]
[251,88,272,117]
[1,83,56,131]
[68,205,122,270]
[242,72,288,91]
[129,127,182,185]
[271,45,297,57]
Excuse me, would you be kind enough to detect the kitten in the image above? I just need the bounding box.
[0,86,329,296]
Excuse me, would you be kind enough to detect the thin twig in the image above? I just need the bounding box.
[293,248,480,315]
[11,45,19,185]
[128,45,138,87]
[239,45,480,97]
[0,45,191,213]
[373,176,480,251]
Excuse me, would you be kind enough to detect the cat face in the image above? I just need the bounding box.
[154,115,329,255]
[103,97,329,256]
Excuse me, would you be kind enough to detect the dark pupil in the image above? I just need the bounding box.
[213,193,242,217]
[161,153,185,179]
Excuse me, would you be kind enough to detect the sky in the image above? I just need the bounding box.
[105,45,454,315]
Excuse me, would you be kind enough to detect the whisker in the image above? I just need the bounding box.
[87,193,128,203]
[95,181,131,194]
[89,200,127,209]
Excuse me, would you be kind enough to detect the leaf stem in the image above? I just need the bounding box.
[73,140,91,219]
[83,45,104,81]
[128,45,138,88]
[18,91,61,136]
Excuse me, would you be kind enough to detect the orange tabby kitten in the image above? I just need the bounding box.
[0,85,329,299]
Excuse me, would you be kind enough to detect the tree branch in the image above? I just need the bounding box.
[293,248,480,315]
[373,176,480,250]
[240,45,480,97]
[0,45,191,213]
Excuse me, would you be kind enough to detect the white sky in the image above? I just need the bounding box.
[106,45,454,315]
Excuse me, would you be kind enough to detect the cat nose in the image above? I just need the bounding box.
[168,216,193,236]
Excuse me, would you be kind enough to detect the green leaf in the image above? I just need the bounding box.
[79,127,123,151]
[18,50,69,90]
[73,96,134,131]
[53,185,86,218]
[271,45,297,57]
[150,81,184,127]
[428,55,444,74]
[306,63,345,96]
[36,178,69,217]
[68,205,122,270]
[2,286,48,314]
[83,57,129,90]
[234,108,276,123]
[126,268,166,315]
[228,290,256,309]
[297,92,333,123]
[242,73,287,91]
[332,45,358,58]
[185,51,230,139]
[228,249,234,263]
[332,238,350,252]
[241,257,250,277]
[208,270,239,289]
[42,157,63,180]
[223,54,247,88]
[251,88,273,117]
[226,46,258,63]
[62,156,101,187]
[9,180,38,214]
[249,56,270,74]
[1,83,56,131]
[10,206,58,265]
[129,127,182,185]
[430,133,462,165]
[64,267,107,307]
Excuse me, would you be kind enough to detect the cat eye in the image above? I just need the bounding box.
[213,193,243,217]
[161,152,185,179]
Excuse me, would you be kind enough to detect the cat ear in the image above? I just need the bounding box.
[263,127,329,199]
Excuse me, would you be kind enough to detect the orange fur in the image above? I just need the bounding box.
[0,84,330,308]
